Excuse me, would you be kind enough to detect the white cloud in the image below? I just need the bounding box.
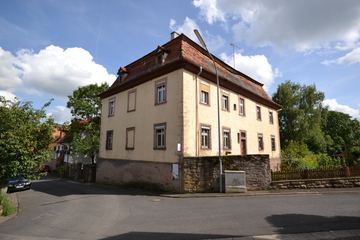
[322,47,360,65]
[0,47,23,90]
[47,105,72,124]
[170,17,200,39]
[192,0,226,24]
[1,45,115,100]
[220,52,281,91]
[204,31,226,52]
[14,45,116,100]
[0,90,17,101]
[169,17,225,51]
[0,45,116,123]
[323,99,360,120]
[193,0,360,52]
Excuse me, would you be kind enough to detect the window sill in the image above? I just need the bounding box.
[153,147,166,150]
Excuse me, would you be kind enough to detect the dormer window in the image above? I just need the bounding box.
[155,45,170,66]
[117,67,128,83]
[157,55,164,65]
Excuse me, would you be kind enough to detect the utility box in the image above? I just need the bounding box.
[225,170,246,193]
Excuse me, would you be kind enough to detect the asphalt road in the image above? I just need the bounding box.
[0,176,359,240]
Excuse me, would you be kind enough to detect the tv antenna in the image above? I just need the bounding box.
[230,43,240,68]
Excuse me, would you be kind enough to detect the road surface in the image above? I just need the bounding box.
[0,176,359,239]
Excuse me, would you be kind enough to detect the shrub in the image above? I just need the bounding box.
[56,165,66,178]
[318,155,345,168]
[281,141,346,170]
[0,192,16,216]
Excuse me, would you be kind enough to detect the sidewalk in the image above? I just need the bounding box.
[160,187,360,198]
[206,229,360,240]
[88,180,360,198]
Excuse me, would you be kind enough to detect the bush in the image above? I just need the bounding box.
[0,192,16,216]
[281,140,345,169]
[318,155,345,168]
[56,165,66,177]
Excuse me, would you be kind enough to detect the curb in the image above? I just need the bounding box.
[161,189,360,198]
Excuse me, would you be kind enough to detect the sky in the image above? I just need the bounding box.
[1,0,360,123]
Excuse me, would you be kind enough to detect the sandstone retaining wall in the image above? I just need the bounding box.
[182,155,271,193]
[270,177,360,190]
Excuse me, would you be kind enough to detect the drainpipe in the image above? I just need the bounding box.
[195,66,203,156]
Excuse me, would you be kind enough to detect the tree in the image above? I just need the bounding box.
[322,111,359,154]
[0,97,54,186]
[65,83,109,164]
[322,110,360,166]
[272,80,328,153]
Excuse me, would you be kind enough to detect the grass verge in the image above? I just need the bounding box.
[0,191,16,216]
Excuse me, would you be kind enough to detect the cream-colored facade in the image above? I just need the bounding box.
[100,68,281,169]
[100,70,184,163]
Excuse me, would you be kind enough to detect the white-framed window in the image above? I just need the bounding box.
[106,130,113,150]
[269,110,274,124]
[154,123,166,149]
[201,125,211,149]
[155,79,167,104]
[256,105,262,120]
[223,128,231,149]
[222,90,229,111]
[109,98,115,117]
[240,130,247,154]
[258,133,264,150]
[200,81,210,105]
[271,135,276,151]
[201,91,209,104]
[239,97,245,116]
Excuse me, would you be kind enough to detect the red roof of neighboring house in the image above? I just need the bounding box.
[99,33,281,110]
[50,127,66,148]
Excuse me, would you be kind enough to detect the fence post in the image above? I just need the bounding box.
[345,167,350,177]
[304,168,309,179]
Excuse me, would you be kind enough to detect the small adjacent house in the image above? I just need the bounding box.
[49,127,70,170]
[50,126,94,172]
[97,32,282,192]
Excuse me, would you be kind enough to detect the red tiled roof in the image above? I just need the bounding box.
[50,127,66,148]
[99,33,281,110]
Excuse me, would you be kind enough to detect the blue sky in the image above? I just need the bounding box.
[1,0,359,123]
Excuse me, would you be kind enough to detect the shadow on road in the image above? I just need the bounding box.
[99,232,241,240]
[30,175,167,197]
[266,213,360,234]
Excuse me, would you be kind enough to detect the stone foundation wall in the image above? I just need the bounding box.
[182,155,271,193]
[96,158,180,192]
[270,177,360,190]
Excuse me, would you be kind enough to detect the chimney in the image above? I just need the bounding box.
[170,31,180,40]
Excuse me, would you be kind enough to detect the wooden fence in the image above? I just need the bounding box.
[271,166,360,181]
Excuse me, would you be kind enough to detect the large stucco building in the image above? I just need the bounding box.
[97,32,282,191]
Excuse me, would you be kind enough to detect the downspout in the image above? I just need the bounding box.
[195,66,203,156]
